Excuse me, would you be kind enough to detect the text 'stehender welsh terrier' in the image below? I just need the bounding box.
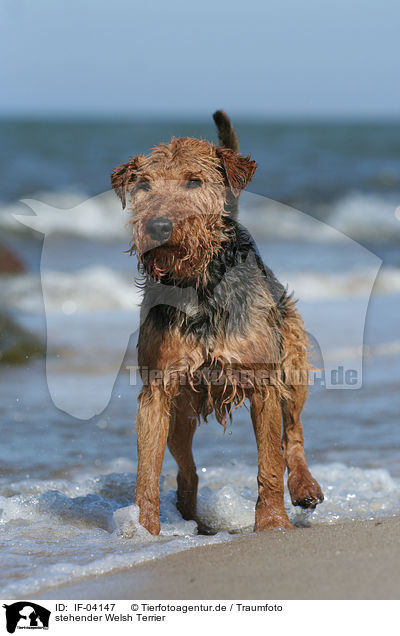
[111,111,324,535]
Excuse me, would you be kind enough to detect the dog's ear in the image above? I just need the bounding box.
[216,148,257,197]
[111,156,142,209]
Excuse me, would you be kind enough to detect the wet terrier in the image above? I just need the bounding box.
[111,111,323,535]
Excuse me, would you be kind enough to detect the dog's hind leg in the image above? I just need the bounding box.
[168,396,199,522]
[250,388,293,530]
[282,383,324,509]
[135,387,170,535]
[280,301,324,509]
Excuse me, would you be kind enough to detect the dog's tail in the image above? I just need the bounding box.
[213,110,239,152]
[213,110,241,220]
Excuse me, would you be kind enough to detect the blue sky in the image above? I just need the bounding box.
[1,0,399,117]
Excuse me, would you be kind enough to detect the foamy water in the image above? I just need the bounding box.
[1,189,399,243]
[1,265,400,317]
[1,461,399,598]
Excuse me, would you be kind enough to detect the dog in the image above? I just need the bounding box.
[111,110,323,535]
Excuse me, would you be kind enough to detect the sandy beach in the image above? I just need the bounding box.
[31,518,400,600]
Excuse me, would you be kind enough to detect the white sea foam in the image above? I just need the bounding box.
[285,266,400,299]
[328,192,400,242]
[236,192,400,242]
[0,267,142,313]
[0,191,130,239]
[0,190,399,242]
[0,265,398,318]
[1,462,399,597]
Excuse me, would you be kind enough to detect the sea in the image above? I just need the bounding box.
[0,117,399,597]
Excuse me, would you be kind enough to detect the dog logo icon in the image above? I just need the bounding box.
[3,602,51,633]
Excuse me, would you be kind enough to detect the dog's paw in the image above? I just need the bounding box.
[254,517,294,531]
[138,504,161,535]
[288,468,324,509]
[254,504,294,531]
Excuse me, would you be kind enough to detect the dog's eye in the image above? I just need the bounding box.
[186,179,202,189]
[136,180,151,192]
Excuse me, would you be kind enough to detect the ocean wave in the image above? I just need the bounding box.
[243,192,400,242]
[0,265,398,317]
[327,192,400,242]
[0,191,130,240]
[286,266,400,299]
[0,190,399,243]
[0,461,399,597]
[0,266,142,313]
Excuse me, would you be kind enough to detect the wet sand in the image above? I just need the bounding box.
[31,517,400,600]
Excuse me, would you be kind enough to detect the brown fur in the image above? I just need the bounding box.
[213,110,239,152]
[111,114,323,535]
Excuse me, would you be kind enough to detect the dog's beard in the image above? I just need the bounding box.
[138,244,207,283]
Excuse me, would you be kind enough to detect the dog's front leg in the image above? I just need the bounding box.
[135,387,170,535]
[282,383,324,509]
[250,388,293,531]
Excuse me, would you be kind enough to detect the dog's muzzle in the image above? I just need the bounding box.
[145,216,173,242]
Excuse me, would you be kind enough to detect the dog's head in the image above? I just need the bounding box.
[111,137,256,283]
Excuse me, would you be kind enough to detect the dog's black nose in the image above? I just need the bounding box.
[145,216,173,242]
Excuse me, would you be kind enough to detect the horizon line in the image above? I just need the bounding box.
[1,110,400,124]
